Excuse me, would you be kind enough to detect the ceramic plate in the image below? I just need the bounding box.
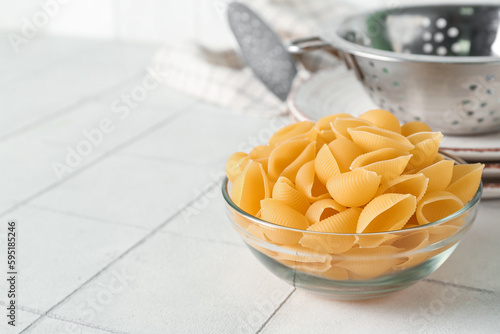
[288,67,500,162]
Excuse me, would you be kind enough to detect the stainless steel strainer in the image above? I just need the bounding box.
[229,3,500,135]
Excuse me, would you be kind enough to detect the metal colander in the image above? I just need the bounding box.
[289,4,500,135]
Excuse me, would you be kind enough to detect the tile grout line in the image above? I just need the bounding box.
[21,181,219,333]
[255,288,296,334]
[45,314,130,334]
[0,71,147,143]
[0,101,196,221]
[423,278,496,294]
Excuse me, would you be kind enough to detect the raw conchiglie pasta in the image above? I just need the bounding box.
[299,208,362,254]
[226,152,250,183]
[377,173,429,202]
[272,177,311,215]
[359,109,401,133]
[296,161,331,201]
[305,198,346,225]
[446,163,484,203]
[401,121,432,137]
[326,169,381,207]
[416,191,463,225]
[249,145,273,160]
[280,141,316,181]
[335,245,404,279]
[322,266,349,280]
[315,144,341,184]
[350,148,412,181]
[231,160,271,216]
[348,126,415,153]
[357,193,417,233]
[417,160,455,192]
[268,138,310,181]
[392,229,430,270]
[355,233,397,248]
[406,132,443,170]
[331,117,373,140]
[328,138,363,172]
[260,199,309,244]
[268,121,315,146]
[274,245,332,266]
[316,113,354,131]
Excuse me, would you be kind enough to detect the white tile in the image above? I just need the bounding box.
[31,154,214,228]
[426,200,500,292]
[122,104,284,165]
[24,316,114,334]
[1,309,40,334]
[52,233,294,333]
[162,192,244,247]
[0,206,146,312]
[262,282,499,334]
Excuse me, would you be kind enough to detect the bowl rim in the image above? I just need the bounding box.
[320,2,500,64]
[221,156,483,236]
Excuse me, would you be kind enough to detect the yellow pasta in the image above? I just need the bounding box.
[321,266,349,280]
[231,160,271,216]
[350,148,412,181]
[305,198,346,226]
[376,173,429,202]
[401,121,432,137]
[392,229,430,270]
[417,160,455,192]
[331,117,373,140]
[416,191,464,225]
[267,138,310,181]
[272,176,311,215]
[327,138,363,172]
[280,141,316,181]
[357,193,417,233]
[300,208,361,254]
[348,126,415,153]
[355,233,397,248]
[226,152,250,183]
[446,163,484,203]
[359,109,402,133]
[406,132,443,170]
[268,121,315,146]
[296,160,331,202]
[260,199,309,245]
[326,169,381,207]
[315,144,341,184]
[316,113,354,131]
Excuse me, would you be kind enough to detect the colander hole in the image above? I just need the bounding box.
[451,43,462,53]
[434,32,444,43]
[423,43,433,53]
[372,74,378,81]
[393,81,400,87]
[462,100,471,105]
[398,106,404,112]
[452,120,460,125]
[377,86,382,91]
[494,117,500,122]
[469,85,477,91]
[487,89,494,95]
[448,27,459,38]
[422,31,432,41]
[481,102,488,108]
[369,86,374,92]
[436,18,447,29]
[369,61,374,67]
[437,46,447,56]
[489,110,496,115]
[414,116,421,121]
[403,48,411,54]
[486,74,495,82]
[466,111,474,116]
[421,17,431,27]
[382,68,388,74]
[380,98,385,104]
[477,118,484,123]
[471,127,478,132]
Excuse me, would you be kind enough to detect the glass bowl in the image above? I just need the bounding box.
[222,176,482,300]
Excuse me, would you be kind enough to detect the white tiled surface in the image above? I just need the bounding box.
[0,36,499,334]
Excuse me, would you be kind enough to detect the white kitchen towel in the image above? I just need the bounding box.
[151,0,354,117]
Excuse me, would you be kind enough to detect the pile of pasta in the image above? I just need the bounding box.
[226,109,483,280]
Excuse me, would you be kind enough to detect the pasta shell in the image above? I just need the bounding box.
[272,177,311,215]
[446,163,484,203]
[316,113,354,131]
[321,266,349,280]
[406,132,443,170]
[305,198,346,226]
[274,245,332,265]
[357,193,417,233]
[226,152,249,183]
[392,229,431,270]
[328,138,363,172]
[326,169,381,207]
[335,245,404,279]
[249,145,273,160]
[401,121,432,137]
[299,208,361,254]
[268,138,310,181]
[296,161,331,202]
[377,173,429,202]
[331,117,373,140]
[417,160,455,192]
[231,160,271,216]
[315,144,341,184]
[351,148,412,181]
[348,126,415,153]
[355,234,397,248]
[260,199,309,245]
[358,109,402,133]
[269,121,315,146]
[316,129,336,145]
[280,141,316,181]
[416,191,464,225]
